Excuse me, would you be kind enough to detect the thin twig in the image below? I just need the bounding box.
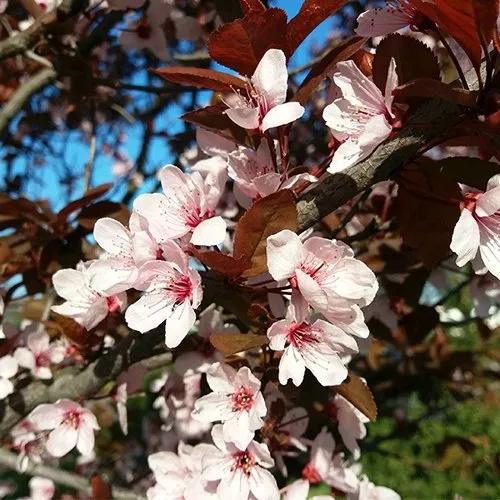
[83,103,97,192]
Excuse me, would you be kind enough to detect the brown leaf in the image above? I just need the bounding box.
[411,0,482,70]
[191,248,251,277]
[151,67,247,93]
[57,183,112,221]
[49,313,89,347]
[400,305,440,345]
[233,190,297,277]
[181,105,251,147]
[396,164,462,267]
[77,201,130,230]
[473,0,500,46]
[372,34,440,94]
[240,0,266,14]
[210,332,268,355]
[293,36,366,105]
[286,0,349,56]
[207,8,288,76]
[393,78,479,107]
[91,475,112,500]
[336,373,377,421]
[351,49,374,76]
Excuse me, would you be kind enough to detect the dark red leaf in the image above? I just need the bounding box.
[473,0,499,46]
[151,67,247,93]
[77,201,130,230]
[91,475,112,500]
[233,190,297,277]
[207,8,288,76]
[210,332,268,355]
[239,0,266,14]
[393,78,479,107]
[372,34,440,93]
[57,183,112,221]
[351,49,374,76]
[191,248,251,278]
[181,105,252,147]
[336,373,377,421]
[286,0,349,56]
[293,36,366,105]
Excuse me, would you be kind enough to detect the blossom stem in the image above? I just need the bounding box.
[265,132,280,173]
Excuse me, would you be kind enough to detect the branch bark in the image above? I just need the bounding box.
[0,448,145,499]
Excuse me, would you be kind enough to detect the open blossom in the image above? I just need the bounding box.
[225,49,304,132]
[0,355,18,400]
[134,165,227,246]
[450,175,500,280]
[125,240,202,347]
[29,400,99,458]
[202,424,279,500]
[147,441,217,500]
[323,59,399,173]
[331,394,370,460]
[267,293,358,387]
[14,331,65,380]
[190,128,236,174]
[355,1,422,37]
[52,261,127,330]
[267,230,377,337]
[348,476,401,500]
[192,362,266,450]
[227,141,315,206]
[27,477,55,500]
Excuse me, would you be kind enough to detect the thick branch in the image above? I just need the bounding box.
[0,448,145,499]
[0,329,164,437]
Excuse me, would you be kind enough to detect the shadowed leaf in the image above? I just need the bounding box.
[336,373,377,421]
[210,332,268,355]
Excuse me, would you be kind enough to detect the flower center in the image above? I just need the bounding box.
[198,339,215,358]
[136,17,152,39]
[287,322,318,349]
[231,451,255,475]
[35,352,51,368]
[231,386,254,412]
[170,275,193,304]
[63,409,82,429]
[302,462,322,484]
[106,296,121,314]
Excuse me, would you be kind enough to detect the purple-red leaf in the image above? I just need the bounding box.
[239,0,266,14]
[210,332,268,355]
[191,248,251,278]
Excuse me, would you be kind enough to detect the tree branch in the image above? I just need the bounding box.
[0,448,145,500]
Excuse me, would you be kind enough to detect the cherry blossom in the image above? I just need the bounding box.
[348,476,401,500]
[116,383,128,435]
[52,261,127,330]
[267,293,358,386]
[147,441,217,500]
[29,400,100,457]
[323,59,399,173]
[331,394,370,460]
[355,1,422,37]
[125,240,202,347]
[0,355,18,400]
[450,175,500,280]
[266,230,377,336]
[27,476,55,500]
[133,165,227,246]
[224,49,305,132]
[190,128,236,175]
[192,362,267,450]
[14,331,65,380]
[201,424,279,500]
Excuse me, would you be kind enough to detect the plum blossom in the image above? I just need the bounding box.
[331,394,370,460]
[116,383,128,435]
[450,175,500,280]
[190,128,236,175]
[0,355,18,400]
[323,59,399,173]
[51,261,127,331]
[201,424,279,500]
[266,230,378,336]
[355,1,423,37]
[267,293,358,387]
[29,400,99,458]
[147,441,217,500]
[125,240,202,347]
[192,362,266,450]
[227,141,316,206]
[134,165,227,246]
[27,477,55,500]
[224,49,304,132]
[14,331,65,380]
[348,476,401,500]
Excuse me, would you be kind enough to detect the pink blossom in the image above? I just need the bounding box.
[348,476,401,500]
[192,362,267,450]
[332,394,370,460]
[125,240,202,347]
[266,230,377,336]
[267,293,357,387]
[133,165,227,246]
[14,331,65,380]
[116,383,128,435]
[51,261,127,330]
[28,477,55,500]
[0,355,18,400]
[323,59,399,173]
[451,175,500,280]
[201,425,279,500]
[190,128,236,175]
[355,1,422,37]
[224,49,304,132]
[147,441,217,500]
[29,400,100,458]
